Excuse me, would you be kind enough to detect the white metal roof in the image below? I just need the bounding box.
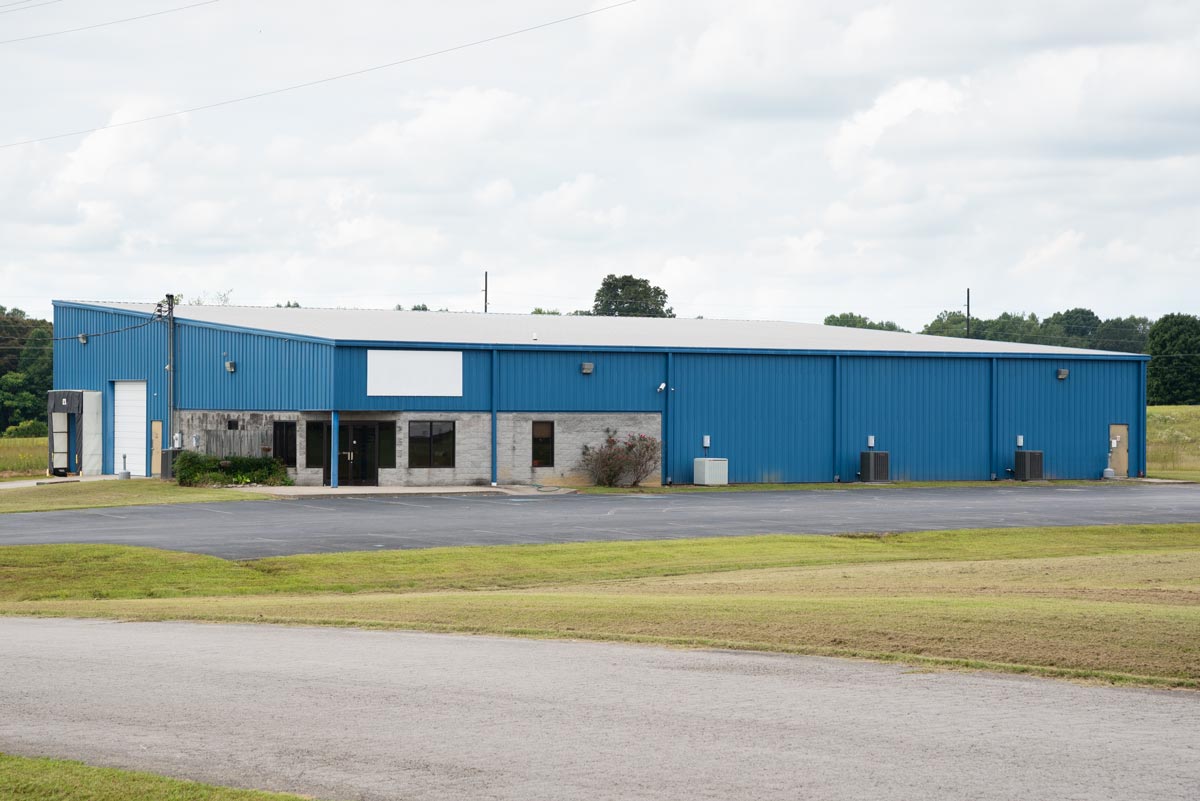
[68,300,1129,356]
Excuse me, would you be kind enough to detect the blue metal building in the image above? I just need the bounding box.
[51,300,1148,486]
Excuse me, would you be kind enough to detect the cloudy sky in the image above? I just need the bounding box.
[3,0,1198,331]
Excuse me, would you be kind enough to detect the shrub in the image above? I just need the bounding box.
[4,419,48,438]
[174,450,292,487]
[577,430,661,487]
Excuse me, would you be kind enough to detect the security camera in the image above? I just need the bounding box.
[657,382,667,392]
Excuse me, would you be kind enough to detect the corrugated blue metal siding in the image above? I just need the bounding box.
[839,357,991,481]
[53,303,167,474]
[995,358,1143,479]
[333,347,491,410]
[55,301,1148,482]
[177,323,333,411]
[498,350,664,412]
[669,354,834,483]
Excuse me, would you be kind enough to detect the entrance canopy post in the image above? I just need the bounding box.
[330,411,340,488]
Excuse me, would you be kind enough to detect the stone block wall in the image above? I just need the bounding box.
[177,409,658,487]
[496,412,661,486]
[295,411,491,487]
[174,411,299,458]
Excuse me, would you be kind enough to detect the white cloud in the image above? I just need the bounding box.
[829,79,965,170]
[0,0,1198,330]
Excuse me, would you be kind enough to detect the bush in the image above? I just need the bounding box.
[174,450,292,487]
[4,419,48,438]
[577,430,661,487]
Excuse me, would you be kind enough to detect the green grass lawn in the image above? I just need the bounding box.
[0,481,268,515]
[3,524,1198,687]
[0,436,46,477]
[0,753,315,801]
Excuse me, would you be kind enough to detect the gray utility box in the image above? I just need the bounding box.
[1014,450,1044,481]
[160,448,184,480]
[860,451,889,482]
[693,458,729,486]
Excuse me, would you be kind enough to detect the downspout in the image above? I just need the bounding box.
[989,358,997,480]
[490,349,498,486]
[832,355,840,481]
[1139,360,1147,477]
[663,351,673,485]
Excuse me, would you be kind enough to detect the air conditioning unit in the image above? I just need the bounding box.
[693,458,728,486]
[1014,450,1044,481]
[860,451,889,482]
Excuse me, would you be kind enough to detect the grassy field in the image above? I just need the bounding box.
[3,524,1198,687]
[1148,405,1200,481]
[0,753,314,801]
[0,481,268,515]
[0,436,46,478]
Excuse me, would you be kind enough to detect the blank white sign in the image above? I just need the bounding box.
[367,350,463,397]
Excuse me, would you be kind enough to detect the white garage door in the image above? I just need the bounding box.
[113,381,147,476]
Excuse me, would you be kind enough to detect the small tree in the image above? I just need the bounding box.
[577,430,661,487]
[591,274,674,318]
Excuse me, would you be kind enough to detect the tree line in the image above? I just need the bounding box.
[0,306,52,437]
[825,307,1199,405]
[2,280,1194,442]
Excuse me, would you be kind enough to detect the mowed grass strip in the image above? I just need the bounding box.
[0,753,315,801]
[0,480,268,515]
[12,590,1195,686]
[3,524,1199,601]
[3,525,1200,686]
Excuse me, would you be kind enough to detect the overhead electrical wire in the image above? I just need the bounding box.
[0,0,639,149]
[0,0,221,46]
[0,0,63,15]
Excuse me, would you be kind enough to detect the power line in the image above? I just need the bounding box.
[0,0,640,149]
[0,0,220,46]
[0,0,63,14]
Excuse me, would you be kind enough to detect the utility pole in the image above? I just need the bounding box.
[166,292,176,447]
[483,271,489,313]
[966,288,971,338]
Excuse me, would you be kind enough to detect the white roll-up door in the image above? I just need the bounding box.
[113,381,147,476]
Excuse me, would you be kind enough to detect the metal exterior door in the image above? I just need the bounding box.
[151,420,163,477]
[1110,424,1129,478]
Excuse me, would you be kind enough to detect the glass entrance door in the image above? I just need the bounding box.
[326,423,380,486]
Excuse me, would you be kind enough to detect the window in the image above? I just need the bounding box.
[226,419,239,431]
[409,421,455,468]
[532,421,554,467]
[272,421,297,468]
[305,421,325,469]
[378,422,397,469]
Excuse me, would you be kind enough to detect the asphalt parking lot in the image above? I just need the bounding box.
[3,618,1197,801]
[2,483,1199,558]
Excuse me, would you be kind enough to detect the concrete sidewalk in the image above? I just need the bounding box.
[231,483,577,498]
[1,475,576,497]
[0,474,125,491]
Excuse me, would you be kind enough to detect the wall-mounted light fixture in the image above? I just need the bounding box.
[1057,368,1069,380]
[867,435,876,449]
[77,333,87,345]
[581,362,594,375]
[225,361,237,373]
[1016,434,1025,448]
[657,382,667,392]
